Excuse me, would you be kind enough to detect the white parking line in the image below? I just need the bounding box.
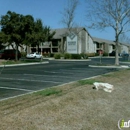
[59,69,87,73]
[0,77,61,83]
[0,72,112,102]
[43,70,73,74]
[72,68,88,70]
[0,86,32,92]
[24,74,74,78]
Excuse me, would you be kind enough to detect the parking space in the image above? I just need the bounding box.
[0,60,119,100]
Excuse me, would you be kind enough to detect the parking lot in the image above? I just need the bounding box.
[0,59,119,100]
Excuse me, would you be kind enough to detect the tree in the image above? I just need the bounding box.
[43,26,55,42]
[0,11,25,60]
[119,34,130,44]
[0,11,55,60]
[25,18,43,48]
[60,0,79,53]
[21,15,35,46]
[85,0,130,65]
[28,19,55,52]
[60,0,79,31]
[0,32,8,50]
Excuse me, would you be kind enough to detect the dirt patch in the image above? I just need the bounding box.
[0,69,130,130]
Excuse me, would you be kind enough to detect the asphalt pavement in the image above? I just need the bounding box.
[0,58,123,101]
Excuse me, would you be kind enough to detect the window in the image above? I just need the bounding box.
[96,43,100,48]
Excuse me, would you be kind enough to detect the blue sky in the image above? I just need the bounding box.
[0,0,123,41]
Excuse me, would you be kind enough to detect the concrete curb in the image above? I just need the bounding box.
[90,56,122,59]
[120,61,130,64]
[0,61,49,67]
[45,58,91,61]
[53,59,91,61]
[89,65,130,68]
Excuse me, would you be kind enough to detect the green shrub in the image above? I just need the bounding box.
[54,53,62,59]
[71,54,81,59]
[86,53,95,57]
[43,53,50,57]
[21,52,27,57]
[80,53,88,59]
[95,53,99,56]
[50,53,54,57]
[103,52,109,56]
[64,53,71,59]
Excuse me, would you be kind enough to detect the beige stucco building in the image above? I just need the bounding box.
[92,37,116,54]
[51,27,96,54]
[2,27,130,56]
[93,37,130,55]
[119,42,130,54]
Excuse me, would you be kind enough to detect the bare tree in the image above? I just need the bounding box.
[85,0,130,65]
[119,34,130,44]
[60,0,79,53]
[60,0,79,31]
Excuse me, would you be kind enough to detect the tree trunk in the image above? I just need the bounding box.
[115,33,119,65]
[115,42,119,65]
[15,44,18,61]
[61,37,64,54]
[115,21,119,66]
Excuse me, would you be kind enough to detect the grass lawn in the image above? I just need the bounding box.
[0,59,42,65]
[0,69,130,130]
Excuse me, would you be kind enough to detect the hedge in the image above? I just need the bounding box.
[64,53,71,59]
[54,53,62,59]
[71,54,81,59]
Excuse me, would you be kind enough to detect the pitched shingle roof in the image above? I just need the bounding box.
[51,27,87,39]
[119,42,130,47]
[92,37,115,45]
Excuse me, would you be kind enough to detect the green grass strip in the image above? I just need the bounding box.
[78,79,101,85]
[35,88,62,96]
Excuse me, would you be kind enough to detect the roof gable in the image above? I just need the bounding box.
[51,27,88,39]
